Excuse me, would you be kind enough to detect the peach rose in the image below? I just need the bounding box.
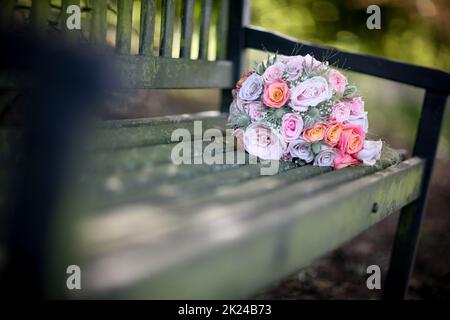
[338,124,366,154]
[334,151,360,170]
[263,79,290,109]
[303,122,327,142]
[324,122,342,146]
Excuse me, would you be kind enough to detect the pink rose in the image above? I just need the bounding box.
[281,113,304,142]
[284,56,304,81]
[328,69,347,94]
[344,96,364,115]
[243,123,287,160]
[334,151,360,170]
[263,79,290,109]
[357,140,382,165]
[244,101,265,121]
[302,54,323,73]
[290,76,331,111]
[263,62,285,83]
[338,124,366,154]
[332,101,351,123]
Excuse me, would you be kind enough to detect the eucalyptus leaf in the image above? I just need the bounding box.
[311,142,322,154]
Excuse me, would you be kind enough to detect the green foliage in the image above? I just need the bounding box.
[251,0,450,72]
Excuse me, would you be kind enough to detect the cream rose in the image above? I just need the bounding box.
[243,123,287,160]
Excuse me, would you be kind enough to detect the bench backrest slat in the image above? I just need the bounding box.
[139,0,156,56]
[159,0,175,57]
[216,0,230,60]
[30,0,50,33]
[116,0,134,55]
[2,0,236,90]
[90,0,107,48]
[180,0,195,58]
[199,0,213,60]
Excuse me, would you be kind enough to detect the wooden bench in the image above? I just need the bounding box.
[1,0,449,299]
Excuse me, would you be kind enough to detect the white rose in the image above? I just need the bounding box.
[357,140,382,165]
[243,123,287,160]
[347,111,369,133]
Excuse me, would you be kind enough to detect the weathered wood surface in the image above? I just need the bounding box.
[0,112,227,157]
[98,111,225,129]
[77,145,401,242]
[139,0,156,56]
[90,0,107,48]
[65,157,422,299]
[216,0,230,60]
[113,55,233,88]
[180,0,195,58]
[30,0,50,33]
[159,0,175,57]
[92,112,227,149]
[199,0,212,60]
[116,0,134,54]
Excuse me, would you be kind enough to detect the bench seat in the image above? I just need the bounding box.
[48,112,424,299]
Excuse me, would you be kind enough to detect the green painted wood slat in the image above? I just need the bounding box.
[74,148,401,257]
[159,0,175,57]
[62,157,423,298]
[30,0,50,33]
[116,0,134,54]
[216,0,230,60]
[199,0,212,60]
[139,0,156,56]
[82,146,400,213]
[92,113,227,150]
[180,0,195,58]
[113,55,233,89]
[99,111,224,129]
[90,0,107,48]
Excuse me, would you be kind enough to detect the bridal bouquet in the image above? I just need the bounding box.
[228,53,382,170]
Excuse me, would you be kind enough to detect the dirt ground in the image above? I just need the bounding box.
[255,158,450,300]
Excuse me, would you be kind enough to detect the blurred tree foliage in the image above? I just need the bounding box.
[251,0,450,71]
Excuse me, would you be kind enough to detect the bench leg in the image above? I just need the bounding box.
[383,91,447,299]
